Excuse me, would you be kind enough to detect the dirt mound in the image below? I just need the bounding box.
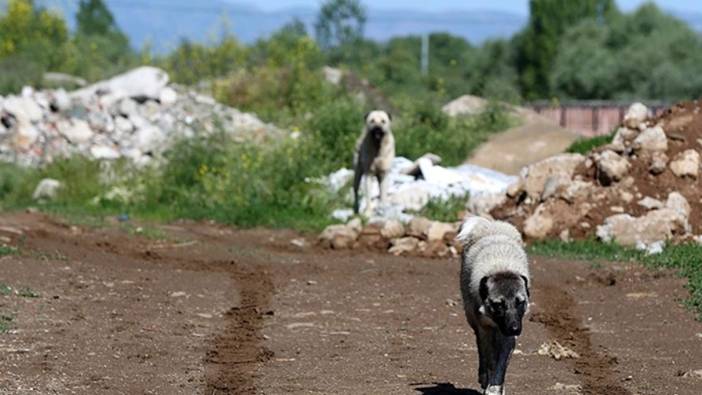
[491,101,702,246]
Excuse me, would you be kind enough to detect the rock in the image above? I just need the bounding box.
[623,103,650,129]
[467,193,505,217]
[638,197,663,210]
[523,204,553,239]
[159,87,178,105]
[32,179,62,201]
[620,190,634,203]
[669,149,700,178]
[379,219,405,239]
[58,119,94,144]
[90,145,120,160]
[2,96,43,122]
[561,180,595,203]
[682,369,702,379]
[537,341,580,360]
[596,206,689,247]
[506,180,524,198]
[322,66,344,85]
[441,95,489,117]
[632,126,667,153]
[595,150,630,185]
[408,217,433,239]
[426,221,456,242]
[666,192,691,218]
[520,154,584,199]
[135,125,166,153]
[421,240,450,257]
[319,223,359,249]
[72,66,170,104]
[290,238,307,248]
[358,224,388,249]
[611,126,638,147]
[388,237,420,256]
[400,153,442,178]
[649,152,668,174]
[347,218,363,234]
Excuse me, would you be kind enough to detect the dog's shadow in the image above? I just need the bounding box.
[414,382,482,395]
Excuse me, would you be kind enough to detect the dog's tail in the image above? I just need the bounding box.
[456,216,522,249]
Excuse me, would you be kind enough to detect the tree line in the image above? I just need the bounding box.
[1,0,702,103]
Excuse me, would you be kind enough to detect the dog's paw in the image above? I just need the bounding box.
[484,385,504,395]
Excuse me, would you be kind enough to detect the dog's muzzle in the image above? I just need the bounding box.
[370,126,385,140]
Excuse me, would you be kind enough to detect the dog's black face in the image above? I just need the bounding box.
[370,126,385,141]
[480,272,530,337]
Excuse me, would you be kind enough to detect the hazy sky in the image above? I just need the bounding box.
[251,0,702,14]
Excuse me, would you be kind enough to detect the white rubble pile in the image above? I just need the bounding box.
[0,66,284,167]
[324,155,517,222]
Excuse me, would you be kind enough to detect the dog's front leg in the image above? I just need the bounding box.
[486,333,515,395]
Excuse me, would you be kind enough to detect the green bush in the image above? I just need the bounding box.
[395,99,513,166]
[566,132,614,154]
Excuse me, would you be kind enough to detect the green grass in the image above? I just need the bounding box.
[0,314,13,333]
[566,132,614,154]
[0,284,11,296]
[412,195,467,223]
[0,246,18,256]
[529,239,702,319]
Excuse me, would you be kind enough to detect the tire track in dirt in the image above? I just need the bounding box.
[203,263,274,394]
[531,283,631,395]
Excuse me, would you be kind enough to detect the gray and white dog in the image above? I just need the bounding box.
[456,216,530,395]
[353,110,395,214]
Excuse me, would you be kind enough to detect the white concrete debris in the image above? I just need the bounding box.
[0,67,285,167]
[325,156,517,219]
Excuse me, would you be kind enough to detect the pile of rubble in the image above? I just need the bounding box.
[490,101,702,250]
[319,216,463,257]
[0,67,284,167]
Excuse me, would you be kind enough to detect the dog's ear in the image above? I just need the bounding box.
[479,276,490,301]
[386,112,392,122]
[521,275,530,298]
[364,112,371,123]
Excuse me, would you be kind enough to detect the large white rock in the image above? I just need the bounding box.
[442,95,489,117]
[32,178,62,201]
[595,150,630,184]
[72,66,169,104]
[520,154,584,199]
[523,203,554,239]
[58,119,94,144]
[597,192,691,246]
[2,96,43,122]
[623,102,650,129]
[633,126,668,153]
[90,145,120,160]
[669,149,700,178]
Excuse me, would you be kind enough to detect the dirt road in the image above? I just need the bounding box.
[1,213,701,394]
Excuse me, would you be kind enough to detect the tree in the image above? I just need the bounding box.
[75,0,129,54]
[515,0,618,99]
[315,0,367,49]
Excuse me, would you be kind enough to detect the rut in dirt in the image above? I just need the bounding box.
[203,262,274,394]
[531,284,631,395]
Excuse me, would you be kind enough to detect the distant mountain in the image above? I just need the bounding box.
[13,1,702,53]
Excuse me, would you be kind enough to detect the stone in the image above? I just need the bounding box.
[523,204,553,239]
[379,219,405,239]
[666,192,691,218]
[596,206,689,247]
[649,152,668,174]
[159,87,178,105]
[408,217,433,239]
[638,197,663,210]
[595,150,630,185]
[322,66,344,85]
[2,96,43,122]
[505,180,524,198]
[90,145,120,160]
[421,240,450,257]
[426,221,456,242]
[623,103,650,129]
[520,154,584,199]
[467,193,505,217]
[561,180,595,203]
[58,119,94,144]
[611,127,638,146]
[669,149,700,178]
[632,126,667,153]
[319,223,359,249]
[388,237,420,256]
[32,178,62,201]
[72,66,170,104]
[441,95,489,117]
